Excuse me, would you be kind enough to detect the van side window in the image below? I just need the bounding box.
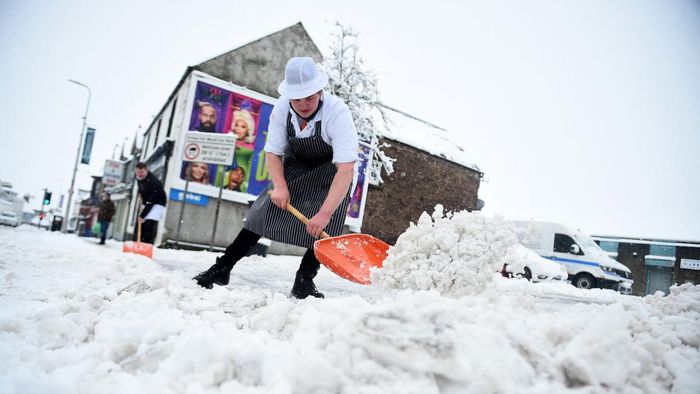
[554,233,584,255]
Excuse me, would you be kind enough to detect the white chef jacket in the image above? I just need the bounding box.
[264,93,359,164]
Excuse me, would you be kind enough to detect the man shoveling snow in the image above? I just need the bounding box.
[194,57,359,299]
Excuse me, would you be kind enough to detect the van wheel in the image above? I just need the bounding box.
[523,267,532,281]
[573,273,595,289]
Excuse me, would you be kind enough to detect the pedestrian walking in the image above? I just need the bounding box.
[194,56,359,298]
[97,192,115,245]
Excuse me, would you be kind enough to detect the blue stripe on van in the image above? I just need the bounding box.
[544,256,599,267]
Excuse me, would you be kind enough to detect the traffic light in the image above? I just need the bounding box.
[39,212,45,220]
[43,191,52,205]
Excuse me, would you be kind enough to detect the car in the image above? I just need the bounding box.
[28,215,51,230]
[501,244,569,283]
[0,211,20,227]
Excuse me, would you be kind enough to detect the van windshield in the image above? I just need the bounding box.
[573,233,600,251]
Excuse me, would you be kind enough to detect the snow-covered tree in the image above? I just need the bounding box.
[321,22,394,184]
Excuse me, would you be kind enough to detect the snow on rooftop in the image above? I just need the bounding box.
[378,105,482,173]
[645,255,677,261]
[592,235,700,248]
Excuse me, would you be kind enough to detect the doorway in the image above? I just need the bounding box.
[645,266,674,295]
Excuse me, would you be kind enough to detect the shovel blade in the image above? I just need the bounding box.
[122,241,153,259]
[314,234,389,285]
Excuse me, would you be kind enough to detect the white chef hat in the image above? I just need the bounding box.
[277,57,328,99]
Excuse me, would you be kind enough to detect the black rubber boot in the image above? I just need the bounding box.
[291,271,324,299]
[193,257,232,289]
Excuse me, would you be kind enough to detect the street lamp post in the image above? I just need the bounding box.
[62,79,91,233]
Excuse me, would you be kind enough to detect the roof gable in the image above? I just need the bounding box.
[196,22,322,98]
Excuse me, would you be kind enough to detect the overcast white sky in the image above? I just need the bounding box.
[1,0,698,241]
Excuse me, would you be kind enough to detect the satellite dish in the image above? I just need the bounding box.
[475,199,485,211]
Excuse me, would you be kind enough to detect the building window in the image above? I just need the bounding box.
[597,240,619,259]
[598,241,619,254]
[645,257,674,268]
[166,98,177,138]
[649,244,676,257]
[646,244,676,268]
[154,119,162,148]
[143,131,151,157]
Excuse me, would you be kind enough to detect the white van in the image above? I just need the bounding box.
[0,211,19,227]
[510,221,633,294]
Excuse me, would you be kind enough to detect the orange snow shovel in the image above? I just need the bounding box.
[122,211,153,259]
[280,197,390,285]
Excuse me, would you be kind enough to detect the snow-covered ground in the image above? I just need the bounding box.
[0,224,698,394]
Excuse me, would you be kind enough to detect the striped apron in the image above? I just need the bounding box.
[244,111,351,249]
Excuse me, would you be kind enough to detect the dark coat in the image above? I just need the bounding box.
[98,199,116,222]
[137,172,167,219]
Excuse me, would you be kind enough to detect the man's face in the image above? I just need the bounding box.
[199,106,217,130]
[135,168,148,180]
[290,92,321,118]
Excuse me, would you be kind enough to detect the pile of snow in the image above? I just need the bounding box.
[372,206,518,296]
[1,226,699,394]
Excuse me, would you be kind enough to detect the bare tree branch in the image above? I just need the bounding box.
[321,22,395,183]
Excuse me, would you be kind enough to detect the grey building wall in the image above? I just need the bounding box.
[162,199,249,247]
[196,22,323,98]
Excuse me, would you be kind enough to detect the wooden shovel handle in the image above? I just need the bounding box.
[136,195,142,244]
[136,195,144,245]
[267,191,329,239]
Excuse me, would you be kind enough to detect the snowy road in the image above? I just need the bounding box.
[0,226,698,394]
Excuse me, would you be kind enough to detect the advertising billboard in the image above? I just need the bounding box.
[345,142,372,230]
[178,76,274,196]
